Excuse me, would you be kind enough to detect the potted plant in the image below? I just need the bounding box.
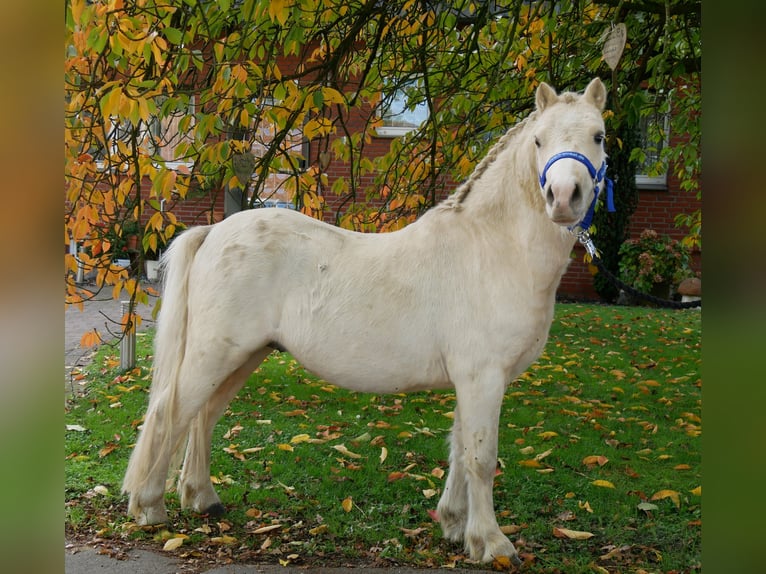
[618,229,693,302]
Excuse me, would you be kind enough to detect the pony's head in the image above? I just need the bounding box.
[532,78,608,228]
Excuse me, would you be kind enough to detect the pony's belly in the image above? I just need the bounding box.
[287,345,452,395]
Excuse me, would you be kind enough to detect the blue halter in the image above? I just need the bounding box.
[538,151,615,231]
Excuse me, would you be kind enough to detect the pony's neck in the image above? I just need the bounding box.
[460,119,576,288]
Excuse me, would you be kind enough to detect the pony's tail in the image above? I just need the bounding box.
[122,225,211,496]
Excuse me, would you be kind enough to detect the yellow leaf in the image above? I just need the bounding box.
[651,489,681,507]
[80,329,103,348]
[422,488,437,499]
[690,485,701,496]
[250,524,282,535]
[578,500,594,513]
[582,455,609,467]
[210,535,237,545]
[277,443,294,452]
[674,464,692,471]
[309,524,327,536]
[341,496,353,512]
[552,527,594,540]
[519,459,542,468]
[379,446,388,464]
[290,433,311,444]
[592,479,615,489]
[538,431,559,440]
[332,444,361,459]
[162,537,184,551]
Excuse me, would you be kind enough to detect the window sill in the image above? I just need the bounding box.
[374,126,417,138]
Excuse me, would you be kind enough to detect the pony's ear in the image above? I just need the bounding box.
[535,82,558,112]
[583,78,607,111]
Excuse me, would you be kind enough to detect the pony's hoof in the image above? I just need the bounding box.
[133,506,168,526]
[204,502,226,518]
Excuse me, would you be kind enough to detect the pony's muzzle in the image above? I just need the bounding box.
[545,179,584,224]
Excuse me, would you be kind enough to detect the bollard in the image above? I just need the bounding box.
[120,300,136,370]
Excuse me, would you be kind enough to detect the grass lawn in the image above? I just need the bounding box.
[65,303,701,572]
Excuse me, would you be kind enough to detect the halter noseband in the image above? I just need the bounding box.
[538,151,616,231]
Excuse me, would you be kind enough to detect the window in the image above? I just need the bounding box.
[246,96,306,207]
[148,95,196,170]
[635,93,670,190]
[375,82,430,137]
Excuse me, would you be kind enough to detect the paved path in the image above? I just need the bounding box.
[64,282,487,573]
[65,282,158,388]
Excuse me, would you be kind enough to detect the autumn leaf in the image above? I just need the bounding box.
[651,489,681,507]
[582,455,609,467]
[162,536,185,551]
[379,446,388,463]
[250,524,282,535]
[341,496,353,512]
[552,527,594,540]
[690,485,701,496]
[210,535,237,545]
[332,444,361,459]
[80,329,102,348]
[592,479,615,489]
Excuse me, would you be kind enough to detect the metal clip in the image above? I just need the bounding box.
[575,229,598,260]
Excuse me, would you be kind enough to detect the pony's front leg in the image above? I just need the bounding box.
[437,405,468,542]
[455,376,521,565]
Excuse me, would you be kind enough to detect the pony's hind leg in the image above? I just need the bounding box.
[437,404,468,542]
[178,349,271,516]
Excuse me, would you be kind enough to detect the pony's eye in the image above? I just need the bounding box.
[594,134,605,145]
[534,137,541,148]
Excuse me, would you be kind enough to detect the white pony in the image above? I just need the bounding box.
[123,78,609,564]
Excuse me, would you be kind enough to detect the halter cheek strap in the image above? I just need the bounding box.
[538,151,616,231]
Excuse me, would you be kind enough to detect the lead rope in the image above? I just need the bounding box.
[574,229,701,309]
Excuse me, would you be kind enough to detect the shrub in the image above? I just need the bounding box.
[618,229,692,294]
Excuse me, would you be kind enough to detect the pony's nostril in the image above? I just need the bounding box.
[546,187,554,206]
[572,183,581,204]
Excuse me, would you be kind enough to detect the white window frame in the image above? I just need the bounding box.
[635,92,670,190]
[375,81,429,138]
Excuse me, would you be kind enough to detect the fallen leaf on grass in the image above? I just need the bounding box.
[651,489,680,507]
[401,526,427,538]
[553,527,594,540]
[290,433,311,444]
[690,485,701,496]
[380,446,388,463]
[309,524,327,536]
[422,488,438,499]
[582,455,609,467]
[210,535,237,545]
[98,443,118,458]
[592,479,615,489]
[500,524,523,535]
[341,496,353,512]
[250,524,282,535]
[162,536,185,551]
[333,444,361,459]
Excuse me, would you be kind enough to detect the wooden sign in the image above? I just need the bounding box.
[232,151,256,185]
[602,23,626,70]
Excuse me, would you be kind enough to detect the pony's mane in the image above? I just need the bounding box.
[439,111,537,210]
